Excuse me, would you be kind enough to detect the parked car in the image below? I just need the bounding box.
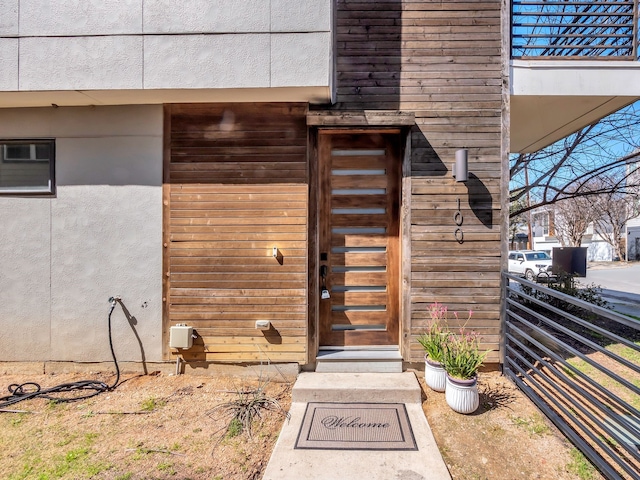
[508,250,554,281]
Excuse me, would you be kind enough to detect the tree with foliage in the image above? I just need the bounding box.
[510,104,640,219]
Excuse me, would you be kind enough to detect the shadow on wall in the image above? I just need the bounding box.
[411,138,495,229]
[117,299,148,374]
[329,0,495,229]
[332,0,402,111]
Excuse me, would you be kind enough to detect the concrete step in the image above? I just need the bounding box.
[291,372,422,404]
[315,348,403,373]
[263,372,451,480]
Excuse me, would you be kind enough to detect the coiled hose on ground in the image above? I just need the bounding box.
[0,297,122,409]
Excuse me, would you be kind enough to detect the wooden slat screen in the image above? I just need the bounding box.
[164,103,308,363]
[334,0,504,362]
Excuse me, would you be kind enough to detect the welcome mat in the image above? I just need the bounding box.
[295,402,417,451]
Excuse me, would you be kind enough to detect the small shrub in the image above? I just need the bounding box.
[207,378,290,438]
[519,273,608,320]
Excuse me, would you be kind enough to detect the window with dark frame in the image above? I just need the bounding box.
[0,139,55,194]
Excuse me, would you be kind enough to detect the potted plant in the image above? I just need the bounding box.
[440,324,490,414]
[417,303,450,392]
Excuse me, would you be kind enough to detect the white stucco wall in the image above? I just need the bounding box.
[1,0,332,97]
[533,235,613,262]
[0,105,163,362]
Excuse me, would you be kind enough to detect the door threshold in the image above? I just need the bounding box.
[318,345,399,351]
[315,348,403,373]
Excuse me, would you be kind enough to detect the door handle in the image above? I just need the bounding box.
[320,265,330,299]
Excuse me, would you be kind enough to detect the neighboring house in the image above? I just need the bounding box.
[531,207,615,261]
[625,153,640,261]
[1,1,638,372]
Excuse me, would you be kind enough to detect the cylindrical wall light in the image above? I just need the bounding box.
[453,149,468,183]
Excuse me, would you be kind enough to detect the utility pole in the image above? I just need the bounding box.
[524,163,533,250]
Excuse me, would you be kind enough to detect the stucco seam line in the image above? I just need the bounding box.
[269,0,272,87]
[141,0,145,87]
[8,31,329,39]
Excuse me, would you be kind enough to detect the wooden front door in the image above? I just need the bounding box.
[318,131,401,346]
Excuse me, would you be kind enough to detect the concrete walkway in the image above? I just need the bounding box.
[263,372,451,480]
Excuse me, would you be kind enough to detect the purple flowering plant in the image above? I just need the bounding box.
[441,310,490,380]
[417,303,450,363]
[419,303,490,380]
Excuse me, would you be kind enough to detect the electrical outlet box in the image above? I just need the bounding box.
[169,324,193,349]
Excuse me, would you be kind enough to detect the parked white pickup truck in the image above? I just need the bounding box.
[508,250,554,281]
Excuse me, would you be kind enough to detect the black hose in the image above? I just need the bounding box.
[0,300,122,409]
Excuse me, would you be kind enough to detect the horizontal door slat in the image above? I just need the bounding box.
[331,157,387,169]
[330,194,388,208]
[330,292,388,304]
[331,234,388,247]
[330,214,389,227]
[331,252,387,266]
[329,310,389,324]
[331,175,388,189]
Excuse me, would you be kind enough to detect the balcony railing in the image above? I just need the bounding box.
[512,0,639,60]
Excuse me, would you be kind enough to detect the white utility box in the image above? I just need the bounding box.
[169,324,193,349]
[255,320,271,330]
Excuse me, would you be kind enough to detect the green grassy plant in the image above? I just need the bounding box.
[511,415,550,436]
[566,448,596,480]
[140,396,166,412]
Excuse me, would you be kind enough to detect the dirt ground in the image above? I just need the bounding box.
[419,370,604,480]
[0,369,603,480]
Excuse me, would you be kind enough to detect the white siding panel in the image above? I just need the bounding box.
[271,0,332,32]
[627,217,640,228]
[143,0,269,33]
[0,0,18,35]
[271,33,331,87]
[0,39,18,90]
[50,183,162,362]
[144,34,270,89]
[19,0,142,36]
[19,36,143,90]
[0,198,52,361]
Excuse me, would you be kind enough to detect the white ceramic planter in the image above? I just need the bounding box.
[424,355,446,392]
[445,374,479,414]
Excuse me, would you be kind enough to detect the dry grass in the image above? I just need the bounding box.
[0,371,290,480]
[0,368,608,480]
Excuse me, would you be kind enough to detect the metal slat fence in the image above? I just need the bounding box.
[512,0,639,59]
[503,273,640,479]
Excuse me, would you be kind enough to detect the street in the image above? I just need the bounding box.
[581,263,640,317]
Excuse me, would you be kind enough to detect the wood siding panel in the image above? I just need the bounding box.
[165,103,308,364]
[332,0,505,362]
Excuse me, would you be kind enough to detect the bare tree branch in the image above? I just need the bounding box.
[510,103,640,218]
